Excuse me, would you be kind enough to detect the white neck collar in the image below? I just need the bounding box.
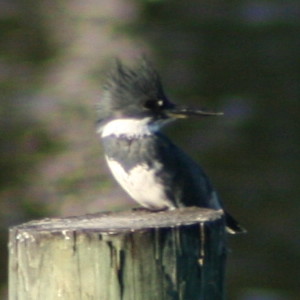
[99,118,160,139]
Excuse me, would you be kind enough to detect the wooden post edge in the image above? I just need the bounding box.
[9,207,227,300]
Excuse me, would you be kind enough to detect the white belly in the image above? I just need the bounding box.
[105,156,175,210]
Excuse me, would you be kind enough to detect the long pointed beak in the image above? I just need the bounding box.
[167,106,223,119]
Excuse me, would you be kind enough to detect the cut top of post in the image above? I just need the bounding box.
[13,207,224,234]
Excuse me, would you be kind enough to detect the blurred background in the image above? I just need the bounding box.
[1,0,299,299]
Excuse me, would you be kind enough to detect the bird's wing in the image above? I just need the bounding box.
[153,133,246,234]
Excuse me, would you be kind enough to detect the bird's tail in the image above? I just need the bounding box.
[225,212,246,234]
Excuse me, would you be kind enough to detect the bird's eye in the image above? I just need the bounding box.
[144,99,164,110]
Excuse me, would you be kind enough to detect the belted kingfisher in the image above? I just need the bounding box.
[97,59,244,234]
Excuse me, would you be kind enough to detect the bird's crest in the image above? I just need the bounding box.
[97,58,169,123]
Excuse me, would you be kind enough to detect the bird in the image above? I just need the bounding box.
[97,58,245,234]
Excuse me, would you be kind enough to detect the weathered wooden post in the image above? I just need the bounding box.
[9,207,227,300]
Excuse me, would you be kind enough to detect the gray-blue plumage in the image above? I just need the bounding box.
[102,133,214,209]
[97,58,245,234]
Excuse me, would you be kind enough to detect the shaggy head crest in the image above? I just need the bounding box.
[97,59,174,125]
